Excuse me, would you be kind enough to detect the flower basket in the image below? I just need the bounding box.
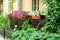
[10,18,25,29]
[28,10,41,19]
[29,15,47,29]
[32,15,41,19]
[9,10,29,29]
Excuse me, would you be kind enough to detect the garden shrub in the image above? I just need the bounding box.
[12,20,60,40]
[21,19,34,30]
[41,0,60,33]
[12,29,60,40]
[0,15,11,39]
[0,15,10,28]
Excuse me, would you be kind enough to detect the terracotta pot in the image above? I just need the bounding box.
[32,15,41,19]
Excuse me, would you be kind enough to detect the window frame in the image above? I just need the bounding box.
[32,0,39,11]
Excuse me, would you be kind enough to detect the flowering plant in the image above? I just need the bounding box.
[10,10,29,20]
[28,10,40,16]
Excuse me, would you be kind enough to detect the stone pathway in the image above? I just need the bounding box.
[0,35,11,40]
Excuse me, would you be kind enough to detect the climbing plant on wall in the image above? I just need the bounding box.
[41,0,60,33]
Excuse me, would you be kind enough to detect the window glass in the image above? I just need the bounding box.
[9,0,13,12]
[18,0,22,10]
[32,0,39,11]
[9,0,22,11]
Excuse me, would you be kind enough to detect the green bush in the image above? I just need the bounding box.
[42,0,60,33]
[12,29,60,40]
[21,19,33,30]
[0,15,10,28]
[12,20,60,40]
[0,15,11,38]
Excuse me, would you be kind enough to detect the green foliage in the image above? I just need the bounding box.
[42,0,60,33]
[12,29,60,40]
[12,19,60,40]
[0,15,10,28]
[11,0,16,3]
[21,19,33,30]
[11,1,60,40]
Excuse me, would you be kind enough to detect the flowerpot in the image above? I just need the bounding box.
[32,15,41,19]
[41,15,46,19]
[10,18,25,29]
[29,15,47,29]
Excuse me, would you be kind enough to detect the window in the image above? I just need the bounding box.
[0,0,3,14]
[32,0,39,11]
[9,0,14,11]
[18,0,22,10]
[9,0,22,11]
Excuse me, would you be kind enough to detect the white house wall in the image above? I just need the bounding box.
[3,0,9,15]
[22,0,32,11]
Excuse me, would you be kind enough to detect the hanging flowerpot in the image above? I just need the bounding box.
[28,10,41,19]
[32,15,41,19]
[9,10,29,29]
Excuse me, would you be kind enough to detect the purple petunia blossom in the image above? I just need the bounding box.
[10,10,29,19]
